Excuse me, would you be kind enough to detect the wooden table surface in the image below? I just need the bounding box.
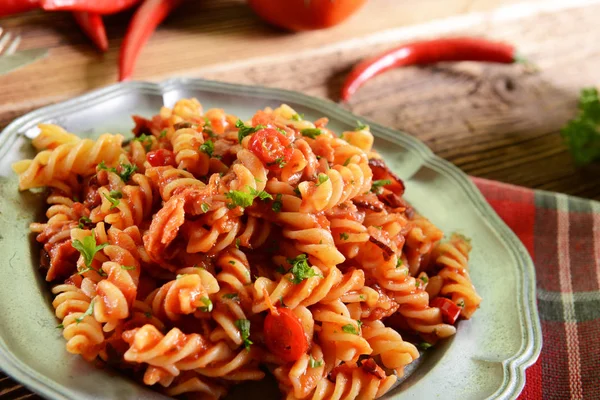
[1,0,600,398]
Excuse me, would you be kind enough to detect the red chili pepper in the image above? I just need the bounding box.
[263,307,308,362]
[430,297,462,324]
[42,0,140,14]
[73,11,108,52]
[119,0,182,81]
[341,37,524,102]
[0,0,40,17]
[41,0,140,14]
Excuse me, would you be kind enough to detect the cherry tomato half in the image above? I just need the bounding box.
[430,297,462,324]
[263,307,308,362]
[248,127,292,169]
[146,149,177,167]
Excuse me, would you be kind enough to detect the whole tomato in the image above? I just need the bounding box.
[248,0,367,31]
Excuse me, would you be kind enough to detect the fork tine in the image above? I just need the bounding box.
[0,32,12,55]
[5,35,21,55]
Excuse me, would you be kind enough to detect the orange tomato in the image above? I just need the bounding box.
[248,0,367,31]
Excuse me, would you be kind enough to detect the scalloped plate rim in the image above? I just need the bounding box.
[0,78,542,400]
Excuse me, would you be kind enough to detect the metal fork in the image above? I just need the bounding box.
[0,27,21,56]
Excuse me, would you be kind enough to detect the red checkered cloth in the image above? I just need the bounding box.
[473,177,600,400]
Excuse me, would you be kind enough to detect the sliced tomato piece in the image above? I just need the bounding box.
[431,297,462,324]
[248,127,292,169]
[146,149,176,167]
[263,307,308,362]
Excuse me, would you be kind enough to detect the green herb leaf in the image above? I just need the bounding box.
[225,189,256,208]
[301,128,322,139]
[457,300,465,308]
[339,232,349,240]
[343,157,352,166]
[78,216,92,229]
[355,120,369,130]
[176,274,186,279]
[144,311,152,318]
[316,173,329,187]
[121,265,136,270]
[235,238,241,249]
[308,355,323,368]
[223,293,239,301]
[133,133,153,152]
[198,297,213,312]
[357,320,363,327]
[291,113,304,121]
[159,129,167,138]
[118,163,138,182]
[418,342,433,350]
[371,179,392,194]
[199,140,214,157]
[235,120,265,143]
[561,87,600,165]
[235,319,253,350]
[420,276,428,285]
[286,254,323,284]
[56,324,64,329]
[201,203,210,213]
[72,235,107,268]
[341,324,359,335]
[103,191,120,210]
[293,187,301,197]
[248,186,273,201]
[396,258,403,268]
[272,194,283,213]
[275,127,288,136]
[75,300,94,324]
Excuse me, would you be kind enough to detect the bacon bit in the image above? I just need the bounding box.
[352,193,385,212]
[46,240,79,281]
[314,117,329,128]
[325,201,365,222]
[368,158,405,195]
[361,358,386,380]
[143,195,186,269]
[367,226,395,260]
[132,115,154,137]
[329,363,354,382]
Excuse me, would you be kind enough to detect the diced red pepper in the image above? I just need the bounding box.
[263,307,308,363]
[431,297,462,324]
[146,149,176,167]
[247,127,292,169]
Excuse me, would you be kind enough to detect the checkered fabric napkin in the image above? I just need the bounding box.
[472,177,599,400]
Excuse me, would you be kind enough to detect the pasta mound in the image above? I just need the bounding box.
[13,99,481,399]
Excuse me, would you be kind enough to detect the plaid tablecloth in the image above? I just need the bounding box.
[473,177,599,400]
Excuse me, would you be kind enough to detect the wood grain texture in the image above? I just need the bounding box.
[0,0,599,398]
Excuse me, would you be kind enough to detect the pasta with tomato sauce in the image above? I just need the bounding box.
[14,99,481,399]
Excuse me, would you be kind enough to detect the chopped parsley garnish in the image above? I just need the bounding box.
[420,276,428,285]
[235,238,241,249]
[201,203,210,213]
[316,173,329,187]
[159,129,167,138]
[343,157,352,166]
[371,179,391,194]
[78,216,92,229]
[223,293,239,301]
[301,128,322,139]
[291,113,304,121]
[293,187,301,197]
[235,319,253,350]
[396,258,403,268]
[56,324,64,329]
[286,254,323,284]
[355,120,369,130]
[199,140,214,157]
[235,120,265,143]
[561,87,600,165]
[176,274,186,279]
[144,311,152,318]
[226,187,272,209]
[72,234,107,269]
[198,297,213,312]
[103,191,121,210]
[308,356,323,368]
[275,127,288,135]
[75,300,94,324]
[418,342,433,350]
[121,265,136,270]
[133,133,153,151]
[457,300,465,308]
[341,323,359,335]
[98,161,138,183]
[272,194,283,213]
[339,232,349,240]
